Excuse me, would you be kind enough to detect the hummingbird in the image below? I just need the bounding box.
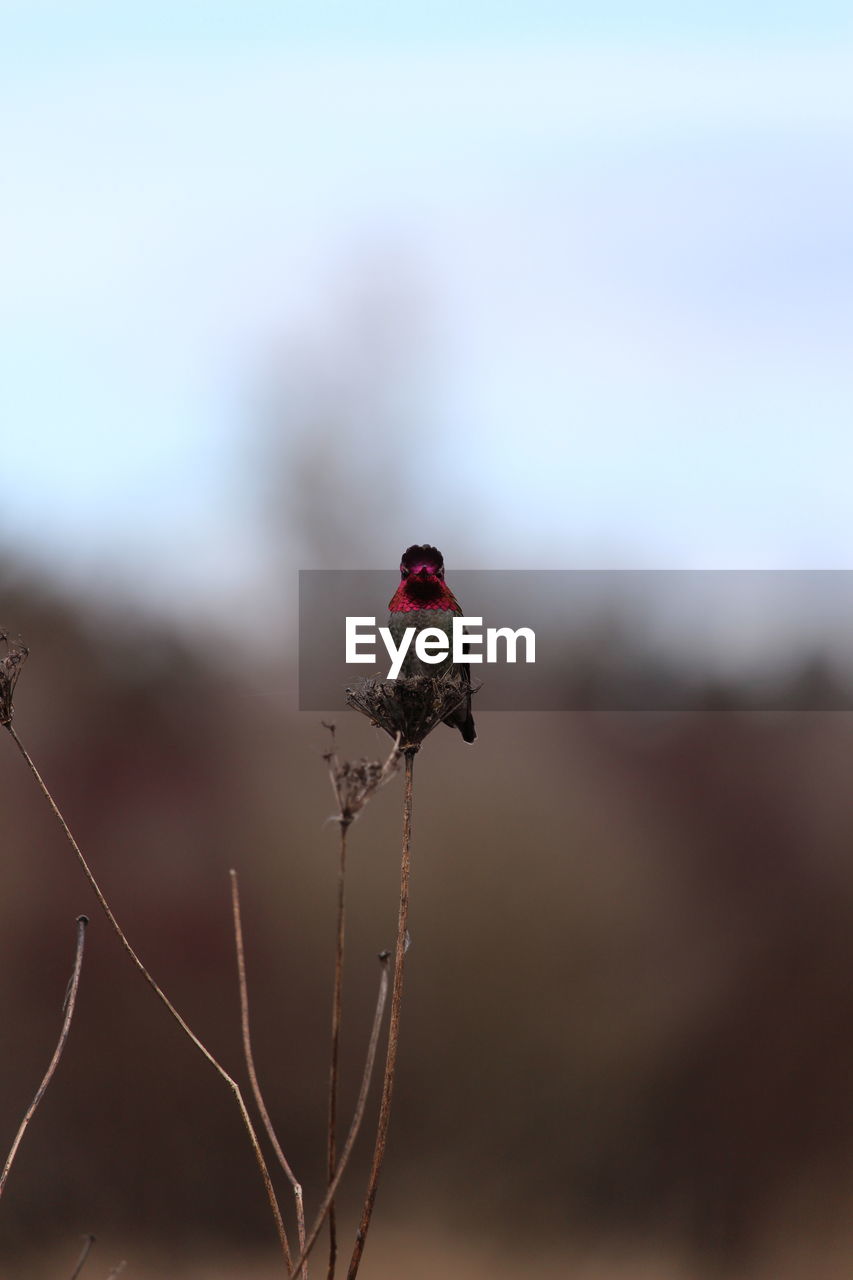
[387,544,476,743]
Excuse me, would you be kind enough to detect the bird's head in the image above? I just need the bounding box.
[390,544,460,612]
[399,544,445,584]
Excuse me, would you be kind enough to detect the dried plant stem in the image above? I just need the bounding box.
[5,724,292,1273]
[1,915,88,1199]
[326,815,351,1279]
[347,748,416,1279]
[290,953,390,1279]
[68,1233,96,1280]
[230,870,306,1277]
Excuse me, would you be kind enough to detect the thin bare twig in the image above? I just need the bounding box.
[230,869,307,1276]
[321,725,400,1279]
[326,813,350,1279]
[347,749,416,1278]
[68,1233,96,1280]
[290,952,390,1279]
[1,916,88,1200]
[4,723,292,1273]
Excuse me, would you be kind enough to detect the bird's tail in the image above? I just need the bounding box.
[459,712,477,743]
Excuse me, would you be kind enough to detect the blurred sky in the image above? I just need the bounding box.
[2,3,853,627]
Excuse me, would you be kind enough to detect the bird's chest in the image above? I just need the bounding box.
[387,609,457,677]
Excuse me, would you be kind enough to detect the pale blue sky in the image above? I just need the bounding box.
[4,2,853,51]
[2,6,852,631]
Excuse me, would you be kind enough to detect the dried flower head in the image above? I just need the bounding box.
[0,630,29,726]
[346,671,476,752]
[323,722,400,825]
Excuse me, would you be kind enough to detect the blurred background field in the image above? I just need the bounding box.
[3,3,853,1276]
[4,583,853,1277]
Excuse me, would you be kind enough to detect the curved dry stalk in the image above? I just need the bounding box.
[347,749,416,1279]
[230,869,306,1276]
[67,1233,96,1280]
[326,814,350,1279]
[5,724,292,1273]
[1,915,88,1200]
[290,952,390,1279]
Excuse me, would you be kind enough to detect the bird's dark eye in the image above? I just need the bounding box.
[437,567,444,578]
[401,566,409,577]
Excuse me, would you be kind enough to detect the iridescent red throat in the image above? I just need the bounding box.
[389,576,461,613]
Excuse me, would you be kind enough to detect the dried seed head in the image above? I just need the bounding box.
[346,671,475,752]
[323,722,400,824]
[0,631,29,726]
